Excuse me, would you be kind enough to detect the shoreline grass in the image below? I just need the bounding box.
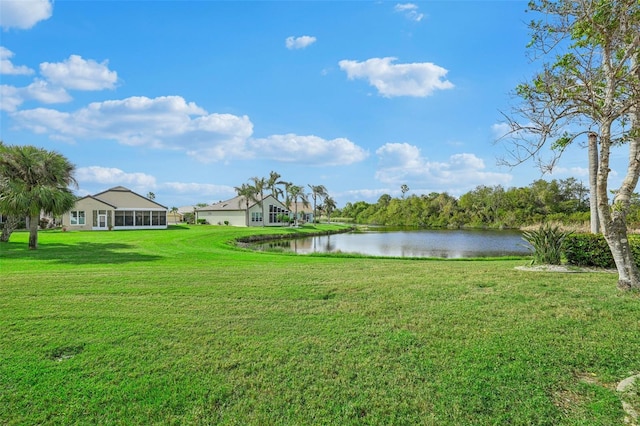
[1,225,638,424]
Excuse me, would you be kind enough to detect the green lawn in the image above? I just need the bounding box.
[1,225,638,425]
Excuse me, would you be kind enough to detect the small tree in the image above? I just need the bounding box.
[400,184,409,199]
[234,183,258,227]
[251,176,267,227]
[501,0,640,289]
[0,144,77,249]
[289,185,309,227]
[267,171,284,201]
[308,184,328,224]
[323,196,337,223]
[170,206,179,224]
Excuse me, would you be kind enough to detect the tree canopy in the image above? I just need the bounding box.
[337,178,614,229]
[500,0,640,289]
[0,143,77,249]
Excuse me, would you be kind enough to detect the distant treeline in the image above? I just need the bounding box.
[334,178,640,229]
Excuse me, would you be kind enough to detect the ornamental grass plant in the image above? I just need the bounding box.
[522,223,572,265]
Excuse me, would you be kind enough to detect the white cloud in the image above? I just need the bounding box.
[0,84,22,112]
[10,95,255,162]
[339,188,393,202]
[9,95,366,167]
[40,55,118,90]
[0,53,116,110]
[0,81,71,112]
[0,0,53,30]
[375,142,512,191]
[25,79,72,104]
[548,166,590,178]
[0,47,34,75]
[491,122,511,139]
[339,57,454,97]
[75,169,239,205]
[76,166,157,188]
[163,182,235,198]
[285,35,317,50]
[376,142,423,169]
[394,3,424,22]
[249,134,369,166]
[10,107,74,135]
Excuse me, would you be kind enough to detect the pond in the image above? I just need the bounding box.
[252,228,531,258]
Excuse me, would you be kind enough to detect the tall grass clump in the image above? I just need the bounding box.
[522,223,571,265]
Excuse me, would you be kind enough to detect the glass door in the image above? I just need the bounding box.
[98,214,107,229]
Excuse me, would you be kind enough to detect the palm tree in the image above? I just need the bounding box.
[0,142,18,242]
[234,183,258,227]
[289,184,310,227]
[251,176,267,226]
[281,180,293,213]
[170,206,179,224]
[267,171,284,201]
[0,215,20,242]
[0,144,77,249]
[323,196,337,223]
[401,184,409,199]
[308,184,328,224]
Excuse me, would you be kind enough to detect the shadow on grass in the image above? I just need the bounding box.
[0,241,163,265]
[165,224,191,230]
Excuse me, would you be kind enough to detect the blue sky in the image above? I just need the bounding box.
[0,0,619,208]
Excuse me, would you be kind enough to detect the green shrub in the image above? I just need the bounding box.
[197,219,208,225]
[564,233,640,268]
[522,224,571,265]
[564,234,614,268]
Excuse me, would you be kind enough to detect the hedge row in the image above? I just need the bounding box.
[564,234,640,268]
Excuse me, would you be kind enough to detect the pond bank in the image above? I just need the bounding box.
[234,226,355,246]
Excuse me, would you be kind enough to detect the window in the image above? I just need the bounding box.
[152,211,167,226]
[141,211,151,226]
[115,210,166,227]
[70,211,85,225]
[115,211,124,226]
[269,204,287,224]
[115,210,134,226]
[124,211,134,226]
[251,212,263,223]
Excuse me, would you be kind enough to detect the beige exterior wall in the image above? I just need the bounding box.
[197,210,246,226]
[247,198,289,227]
[167,212,184,224]
[61,198,114,231]
[196,196,289,227]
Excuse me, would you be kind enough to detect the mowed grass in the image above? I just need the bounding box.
[1,225,638,425]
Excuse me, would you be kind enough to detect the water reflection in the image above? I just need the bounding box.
[255,229,530,258]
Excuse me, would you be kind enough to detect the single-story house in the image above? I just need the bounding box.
[61,186,168,231]
[196,194,289,227]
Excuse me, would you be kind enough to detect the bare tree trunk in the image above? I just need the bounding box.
[28,213,39,250]
[597,124,640,290]
[595,38,640,290]
[588,132,599,234]
[0,215,20,242]
[601,213,640,290]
